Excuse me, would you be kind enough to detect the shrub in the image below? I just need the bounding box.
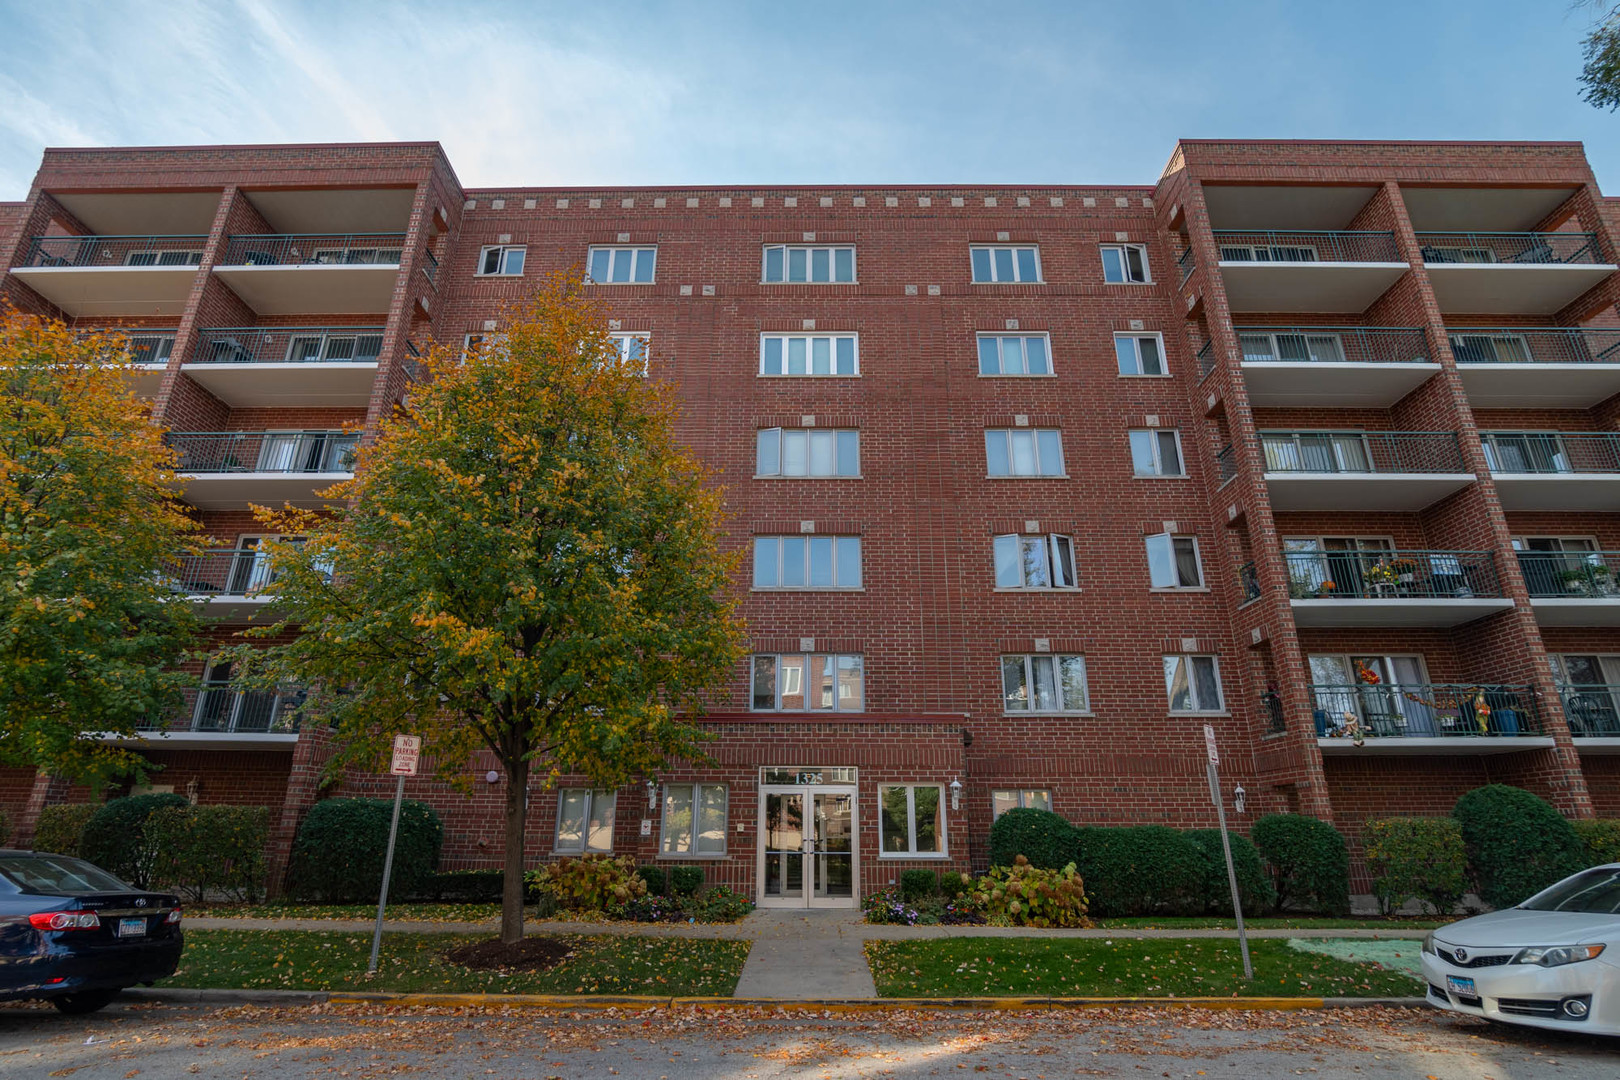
[1363,817,1467,916]
[1184,829,1277,915]
[1072,826,1206,917]
[636,865,668,897]
[0,807,8,846]
[687,885,753,923]
[863,886,920,925]
[899,868,937,902]
[1453,785,1585,908]
[407,869,505,903]
[968,855,1090,927]
[669,865,704,896]
[937,869,973,900]
[526,854,647,912]
[80,794,189,887]
[289,798,443,903]
[1251,814,1351,915]
[145,805,270,902]
[988,808,1079,870]
[31,804,97,857]
[1572,819,1620,867]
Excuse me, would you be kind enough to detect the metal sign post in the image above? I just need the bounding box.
[1204,724,1253,980]
[368,735,420,975]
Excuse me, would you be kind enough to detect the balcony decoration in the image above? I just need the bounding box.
[1366,557,1419,588]
[1354,660,1380,685]
[1559,564,1613,597]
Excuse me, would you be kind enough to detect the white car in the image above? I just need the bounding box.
[1422,863,1620,1033]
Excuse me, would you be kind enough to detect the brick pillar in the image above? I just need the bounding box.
[265,726,329,896]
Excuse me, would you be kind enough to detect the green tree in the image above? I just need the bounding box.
[1579,4,1620,110]
[229,276,745,941]
[0,313,200,786]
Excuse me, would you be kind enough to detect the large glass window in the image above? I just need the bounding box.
[586,246,656,284]
[762,245,856,283]
[660,783,727,855]
[756,428,860,477]
[1146,534,1203,589]
[1129,429,1184,476]
[1164,655,1223,713]
[992,533,1076,589]
[753,536,862,589]
[555,789,616,853]
[985,429,1065,476]
[878,785,944,856]
[991,789,1052,819]
[970,245,1041,283]
[1001,655,1089,713]
[1115,333,1167,376]
[760,334,858,376]
[976,334,1051,376]
[611,332,649,374]
[751,654,865,712]
[1101,244,1150,284]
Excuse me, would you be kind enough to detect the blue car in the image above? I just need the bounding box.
[0,850,183,1014]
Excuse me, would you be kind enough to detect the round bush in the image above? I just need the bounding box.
[1251,814,1350,915]
[1363,817,1467,916]
[987,808,1079,870]
[289,798,443,903]
[1184,829,1276,915]
[1453,785,1584,909]
[1572,819,1620,867]
[1074,826,1206,916]
[80,794,190,887]
[31,803,98,858]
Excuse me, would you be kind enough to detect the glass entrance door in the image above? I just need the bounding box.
[811,791,854,906]
[758,786,858,908]
[761,791,805,904]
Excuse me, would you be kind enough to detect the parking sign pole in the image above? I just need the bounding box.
[369,734,420,976]
[1205,725,1253,981]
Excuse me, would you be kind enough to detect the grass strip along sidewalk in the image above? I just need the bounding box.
[865,938,1423,998]
[161,930,750,996]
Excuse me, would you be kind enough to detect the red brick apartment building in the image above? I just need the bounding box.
[5,138,1620,904]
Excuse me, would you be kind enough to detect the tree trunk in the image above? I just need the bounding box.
[500,755,530,944]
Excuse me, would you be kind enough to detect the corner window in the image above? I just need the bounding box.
[1164,655,1223,714]
[991,789,1052,819]
[970,245,1041,283]
[985,429,1064,477]
[1101,243,1150,284]
[1146,533,1203,589]
[879,785,944,856]
[555,789,616,853]
[660,783,727,855]
[1115,333,1167,376]
[751,653,865,712]
[586,246,656,284]
[756,428,860,477]
[762,245,855,283]
[1129,429,1184,477]
[1001,654,1088,714]
[760,334,858,376]
[611,332,649,374]
[976,334,1051,376]
[753,536,862,589]
[477,245,526,276]
[993,533,1076,589]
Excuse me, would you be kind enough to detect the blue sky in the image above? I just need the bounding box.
[0,1,1615,199]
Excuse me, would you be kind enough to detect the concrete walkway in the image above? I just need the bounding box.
[732,910,877,999]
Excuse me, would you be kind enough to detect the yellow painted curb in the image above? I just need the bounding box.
[324,992,1332,1012]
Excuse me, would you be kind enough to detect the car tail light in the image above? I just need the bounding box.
[164,907,182,925]
[28,910,101,931]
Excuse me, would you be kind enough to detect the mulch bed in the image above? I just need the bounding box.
[442,935,574,972]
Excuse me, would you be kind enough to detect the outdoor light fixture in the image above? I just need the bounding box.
[485,770,500,784]
[646,779,658,809]
[1233,784,1246,814]
[949,777,963,810]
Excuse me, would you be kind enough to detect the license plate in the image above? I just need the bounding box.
[117,917,147,939]
[1446,975,1476,996]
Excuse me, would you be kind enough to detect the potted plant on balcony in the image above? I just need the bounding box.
[1559,564,1613,597]
[1366,557,1419,596]
[1318,579,1338,599]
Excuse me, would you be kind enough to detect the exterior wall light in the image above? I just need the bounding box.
[646,778,659,809]
[1234,784,1246,815]
[949,777,963,810]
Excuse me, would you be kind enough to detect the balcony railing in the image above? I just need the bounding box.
[166,550,280,597]
[218,234,405,267]
[1239,561,1261,603]
[1259,431,1466,474]
[166,431,358,474]
[190,327,385,365]
[1562,685,1620,737]
[1214,230,1400,263]
[1284,550,1500,600]
[1310,683,1542,738]
[1216,444,1238,484]
[1518,551,1620,598]
[1448,328,1620,365]
[1177,247,1195,284]
[1417,232,1602,266]
[1260,689,1287,734]
[1237,327,1430,365]
[23,234,206,268]
[140,686,301,735]
[422,248,439,285]
[84,328,176,365]
[1196,339,1217,378]
[1480,431,1620,474]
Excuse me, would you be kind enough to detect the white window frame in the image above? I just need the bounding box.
[970,244,1042,283]
[476,244,527,276]
[992,533,1077,589]
[586,245,657,284]
[984,428,1066,477]
[1000,654,1090,715]
[1164,654,1224,714]
[755,428,861,478]
[284,331,383,364]
[125,333,175,366]
[462,332,508,359]
[1145,533,1204,590]
[1238,330,1346,365]
[553,788,617,854]
[877,784,946,858]
[761,244,856,283]
[1448,332,1531,364]
[1218,243,1319,263]
[1129,429,1185,477]
[752,535,862,590]
[659,783,728,856]
[751,653,865,712]
[611,332,650,375]
[1100,243,1151,284]
[1115,332,1168,377]
[976,333,1054,377]
[991,789,1053,819]
[759,333,859,377]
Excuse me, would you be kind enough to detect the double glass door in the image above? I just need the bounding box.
[760,786,856,907]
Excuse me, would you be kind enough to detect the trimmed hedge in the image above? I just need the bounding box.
[899,868,937,902]
[289,798,443,903]
[31,804,97,858]
[1363,817,1467,916]
[669,865,704,896]
[406,869,506,903]
[1251,814,1350,915]
[81,794,190,888]
[1185,829,1276,915]
[0,807,8,846]
[1073,826,1205,917]
[146,805,271,902]
[1572,819,1620,867]
[1453,785,1584,908]
[635,865,668,897]
[937,869,972,900]
[988,808,1078,870]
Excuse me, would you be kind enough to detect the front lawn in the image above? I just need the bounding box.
[189,903,500,923]
[163,929,749,996]
[1093,916,1448,931]
[865,937,1422,998]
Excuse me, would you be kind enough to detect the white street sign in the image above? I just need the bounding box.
[390,734,421,776]
[1203,724,1219,765]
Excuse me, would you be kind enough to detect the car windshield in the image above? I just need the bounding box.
[1520,868,1620,913]
[0,855,131,895]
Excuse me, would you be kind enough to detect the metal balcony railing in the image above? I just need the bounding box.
[422,248,439,285]
[1258,431,1466,474]
[1237,327,1430,365]
[23,234,206,268]
[218,233,405,267]
[1518,551,1620,598]
[1283,549,1500,600]
[166,550,281,597]
[1310,683,1542,738]
[1177,247,1195,284]
[1480,431,1620,474]
[1239,561,1261,603]
[84,328,176,365]
[1214,230,1400,263]
[166,431,358,474]
[1260,690,1287,734]
[139,686,301,735]
[1447,327,1620,365]
[190,327,384,365]
[1417,232,1603,266]
[1196,339,1217,378]
[1562,685,1620,737]
[1216,444,1238,484]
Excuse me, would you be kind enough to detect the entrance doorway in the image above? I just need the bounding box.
[757,768,858,908]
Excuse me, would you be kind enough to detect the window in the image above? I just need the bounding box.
[1145,533,1203,589]
[1164,654,1223,713]
[1219,243,1318,263]
[753,536,862,589]
[310,245,401,265]
[125,334,175,365]
[970,245,1041,283]
[286,331,383,364]
[1308,654,1438,735]
[762,245,855,283]
[993,533,1076,589]
[1514,537,1607,597]
[587,246,656,284]
[660,783,727,855]
[555,789,616,853]
[878,785,944,856]
[1129,429,1184,477]
[976,334,1051,376]
[254,431,358,473]
[760,334,858,376]
[1481,431,1569,474]
[1115,333,1167,376]
[476,245,526,276]
[1239,331,1345,365]
[751,653,864,712]
[1449,332,1531,364]
[1001,655,1088,713]
[1101,243,1150,284]
[985,429,1064,477]
[992,789,1052,819]
[755,428,860,477]
[125,249,202,266]
[611,332,649,374]
[463,333,508,358]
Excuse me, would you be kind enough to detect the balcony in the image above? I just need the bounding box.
[1482,431,1620,511]
[1258,431,1474,511]
[166,549,280,621]
[1236,326,1439,407]
[1284,550,1512,627]
[11,235,205,317]
[212,233,404,314]
[1418,233,1616,314]
[1562,686,1620,751]
[183,326,384,406]
[1520,550,1620,626]
[1312,683,1552,755]
[91,329,175,399]
[118,686,301,747]
[1449,328,1620,408]
[1212,231,1406,313]
[167,430,357,510]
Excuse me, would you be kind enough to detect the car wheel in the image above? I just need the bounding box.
[51,989,119,1015]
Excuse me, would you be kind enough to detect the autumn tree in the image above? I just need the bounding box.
[0,313,201,786]
[1579,4,1620,110]
[230,276,744,941]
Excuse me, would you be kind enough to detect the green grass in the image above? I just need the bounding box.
[162,929,749,996]
[1093,916,1449,930]
[865,937,1423,998]
[189,903,501,922]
